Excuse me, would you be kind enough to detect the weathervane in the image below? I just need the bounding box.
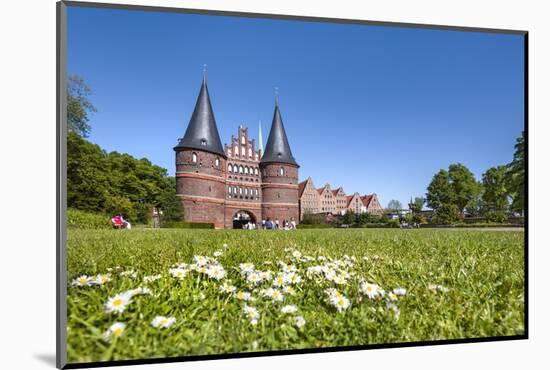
[274,86,279,105]
[203,64,208,82]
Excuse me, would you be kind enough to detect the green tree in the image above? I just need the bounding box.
[426,170,453,211]
[387,199,403,211]
[67,75,96,137]
[408,197,425,213]
[426,164,479,218]
[408,197,426,224]
[448,163,479,215]
[342,210,356,225]
[157,177,184,225]
[506,131,525,214]
[481,165,510,222]
[432,203,460,224]
[67,132,110,212]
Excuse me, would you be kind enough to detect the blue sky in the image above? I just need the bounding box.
[67,6,524,208]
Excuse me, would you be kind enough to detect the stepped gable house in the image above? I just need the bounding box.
[298,177,383,220]
[174,75,300,228]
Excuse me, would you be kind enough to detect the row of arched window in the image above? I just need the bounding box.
[227,163,259,176]
[227,186,260,200]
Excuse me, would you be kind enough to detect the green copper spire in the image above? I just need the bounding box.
[258,120,264,156]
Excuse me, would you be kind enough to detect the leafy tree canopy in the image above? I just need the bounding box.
[387,199,403,211]
[67,75,96,138]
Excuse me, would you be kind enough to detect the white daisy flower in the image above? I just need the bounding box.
[281,305,298,314]
[235,291,255,301]
[282,286,296,296]
[428,284,449,293]
[334,275,347,285]
[213,251,223,257]
[169,268,188,280]
[125,287,152,298]
[193,255,208,266]
[285,272,302,285]
[329,293,350,312]
[281,263,297,273]
[243,305,260,321]
[239,263,255,274]
[220,282,236,293]
[72,275,92,287]
[103,322,126,340]
[294,315,306,328]
[393,288,407,296]
[386,302,401,320]
[259,270,273,281]
[151,316,176,329]
[292,251,302,259]
[388,292,398,302]
[208,265,226,280]
[360,281,381,299]
[143,274,162,283]
[222,243,229,249]
[270,289,284,302]
[92,274,111,285]
[272,274,286,287]
[105,293,131,313]
[120,270,137,278]
[246,272,263,285]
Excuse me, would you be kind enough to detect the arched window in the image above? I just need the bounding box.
[245,188,248,195]
[248,148,252,157]
[215,158,220,167]
[228,186,232,194]
[239,165,244,174]
[254,168,258,176]
[279,167,284,176]
[241,136,246,144]
[255,189,259,195]
[233,164,238,173]
[244,166,249,174]
[234,187,237,194]
[192,152,197,163]
[234,146,238,155]
[241,147,246,156]
[239,187,243,194]
[228,164,232,172]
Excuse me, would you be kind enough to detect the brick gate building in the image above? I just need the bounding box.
[174,76,299,228]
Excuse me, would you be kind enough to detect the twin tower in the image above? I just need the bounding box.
[174,75,300,228]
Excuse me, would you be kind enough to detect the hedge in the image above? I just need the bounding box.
[297,224,333,229]
[67,208,111,229]
[162,221,215,229]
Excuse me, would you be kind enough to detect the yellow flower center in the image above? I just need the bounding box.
[113,298,122,306]
[367,286,372,292]
[112,328,123,336]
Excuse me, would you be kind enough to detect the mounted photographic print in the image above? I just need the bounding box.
[56,1,527,368]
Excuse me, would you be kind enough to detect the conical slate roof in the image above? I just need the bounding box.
[174,78,226,157]
[261,102,298,166]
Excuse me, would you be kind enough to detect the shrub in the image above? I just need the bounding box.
[297,224,333,229]
[67,208,111,229]
[432,204,460,225]
[162,221,214,229]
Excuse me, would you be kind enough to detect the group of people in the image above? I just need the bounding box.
[242,217,296,230]
[111,214,131,229]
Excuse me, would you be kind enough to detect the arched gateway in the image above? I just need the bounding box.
[174,73,299,229]
[232,210,257,229]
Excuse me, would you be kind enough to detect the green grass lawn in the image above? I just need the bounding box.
[66,228,525,364]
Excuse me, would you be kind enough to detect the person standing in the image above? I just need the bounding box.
[289,217,296,230]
